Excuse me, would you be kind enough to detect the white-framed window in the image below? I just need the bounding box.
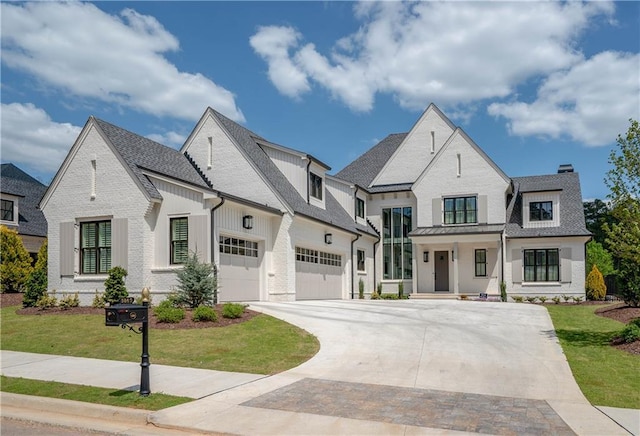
[310,172,323,200]
[356,198,365,219]
[296,247,341,267]
[170,217,188,264]
[219,236,258,258]
[475,249,487,277]
[1,199,14,222]
[80,220,111,274]
[357,249,365,272]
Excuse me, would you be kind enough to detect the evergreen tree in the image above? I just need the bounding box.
[175,252,217,308]
[0,225,33,293]
[585,265,606,301]
[104,266,129,305]
[23,240,48,307]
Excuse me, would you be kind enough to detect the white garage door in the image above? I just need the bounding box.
[295,247,343,300]
[218,236,260,302]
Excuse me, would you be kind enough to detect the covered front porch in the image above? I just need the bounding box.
[409,224,504,297]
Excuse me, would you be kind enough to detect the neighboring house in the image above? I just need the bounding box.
[41,104,590,304]
[0,163,48,261]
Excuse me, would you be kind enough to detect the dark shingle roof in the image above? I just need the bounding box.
[210,109,375,236]
[335,133,407,188]
[506,172,591,238]
[0,163,48,237]
[93,118,211,200]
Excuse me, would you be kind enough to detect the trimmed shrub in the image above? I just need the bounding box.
[104,266,128,305]
[538,296,548,304]
[551,296,561,304]
[222,302,245,319]
[525,296,537,304]
[561,294,572,303]
[59,293,80,310]
[192,305,218,322]
[572,296,584,304]
[154,302,185,323]
[586,265,606,301]
[92,291,105,308]
[621,323,640,344]
[23,239,48,307]
[36,291,58,309]
[358,279,364,299]
[176,252,217,308]
[0,225,33,293]
[512,295,524,303]
[380,293,399,300]
[370,290,380,300]
[500,281,507,302]
[398,281,404,299]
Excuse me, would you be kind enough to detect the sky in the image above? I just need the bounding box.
[1,1,639,201]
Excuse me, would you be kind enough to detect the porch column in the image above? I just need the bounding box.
[453,242,459,294]
[412,242,418,294]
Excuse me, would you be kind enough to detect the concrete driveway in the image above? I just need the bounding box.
[150,300,627,435]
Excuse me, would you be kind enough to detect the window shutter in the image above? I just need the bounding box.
[188,215,208,259]
[432,198,441,226]
[511,249,522,283]
[478,195,488,224]
[60,222,75,276]
[112,218,128,268]
[487,248,497,276]
[561,248,572,283]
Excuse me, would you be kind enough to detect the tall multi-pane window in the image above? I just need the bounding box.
[356,198,365,219]
[524,249,559,282]
[170,217,188,265]
[1,199,14,221]
[81,221,111,274]
[357,249,365,272]
[475,249,487,277]
[310,173,323,200]
[530,201,553,221]
[443,196,477,224]
[382,207,412,279]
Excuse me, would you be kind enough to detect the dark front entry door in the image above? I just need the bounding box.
[435,251,449,292]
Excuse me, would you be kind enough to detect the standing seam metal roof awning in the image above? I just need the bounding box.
[409,224,505,237]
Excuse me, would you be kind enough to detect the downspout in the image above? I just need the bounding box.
[354,185,360,220]
[500,230,505,287]
[305,157,312,204]
[373,233,381,293]
[211,197,225,304]
[351,233,361,299]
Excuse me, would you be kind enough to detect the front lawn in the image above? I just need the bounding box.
[546,304,640,409]
[0,305,319,375]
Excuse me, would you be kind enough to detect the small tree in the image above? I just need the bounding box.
[23,240,48,307]
[586,240,615,278]
[175,252,217,308]
[585,265,606,301]
[103,266,128,305]
[0,225,33,293]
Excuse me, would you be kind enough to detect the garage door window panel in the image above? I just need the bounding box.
[219,236,258,258]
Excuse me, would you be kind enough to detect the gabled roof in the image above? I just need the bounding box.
[207,109,375,236]
[335,133,407,188]
[0,163,48,237]
[92,118,211,200]
[506,172,591,238]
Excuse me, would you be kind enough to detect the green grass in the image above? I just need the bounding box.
[1,305,319,375]
[546,304,640,408]
[1,376,191,410]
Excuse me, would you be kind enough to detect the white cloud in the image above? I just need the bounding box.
[1,2,244,123]
[0,103,81,179]
[251,1,615,113]
[488,52,640,146]
[146,131,186,148]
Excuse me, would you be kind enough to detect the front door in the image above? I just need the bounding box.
[434,251,449,292]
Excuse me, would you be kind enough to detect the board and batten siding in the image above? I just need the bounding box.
[262,146,307,199]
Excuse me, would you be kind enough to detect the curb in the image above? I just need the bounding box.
[0,392,150,425]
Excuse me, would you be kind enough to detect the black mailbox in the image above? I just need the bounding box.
[105,304,148,326]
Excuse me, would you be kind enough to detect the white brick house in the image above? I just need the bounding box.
[41,104,590,303]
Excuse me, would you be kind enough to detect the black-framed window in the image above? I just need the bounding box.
[80,221,111,274]
[1,199,14,221]
[170,217,188,265]
[524,249,559,282]
[356,198,365,219]
[310,173,323,200]
[382,207,412,279]
[475,249,487,277]
[444,196,477,224]
[530,201,553,221]
[357,249,365,272]
[219,236,258,258]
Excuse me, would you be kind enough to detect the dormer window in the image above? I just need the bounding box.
[530,201,553,221]
[310,173,323,200]
[1,199,14,221]
[356,198,365,219]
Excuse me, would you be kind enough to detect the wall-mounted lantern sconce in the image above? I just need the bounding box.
[242,215,254,230]
[423,251,429,262]
[451,250,455,261]
[324,233,333,244]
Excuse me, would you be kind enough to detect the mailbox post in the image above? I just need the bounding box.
[104,288,151,396]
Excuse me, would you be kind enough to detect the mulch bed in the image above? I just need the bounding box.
[1,292,259,329]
